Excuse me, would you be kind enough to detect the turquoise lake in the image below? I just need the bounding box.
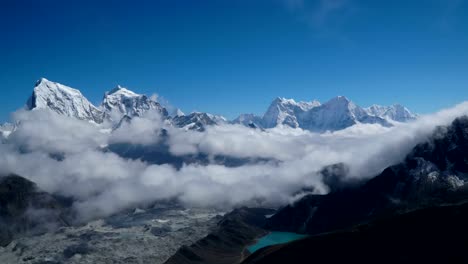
[248,232,308,253]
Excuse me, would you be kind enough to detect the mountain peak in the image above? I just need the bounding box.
[27,79,104,123]
[106,85,139,97]
[365,103,417,122]
[326,96,351,105]
[172,108,185,117]
[273,97,296,104]
[102,86,167,121]
[35,77,50,86]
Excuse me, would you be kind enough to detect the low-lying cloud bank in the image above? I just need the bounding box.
[1,102,468,222]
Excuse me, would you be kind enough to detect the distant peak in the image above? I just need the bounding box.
[108,85,123,94]
[172,108,185,117]
[273,97,296,104]
[335,95,350,101]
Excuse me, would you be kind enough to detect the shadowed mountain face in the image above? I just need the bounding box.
[0,174,70,247]
[241,116,468,264]
[165,208,275,264]
[107,130,276,169]
[243,202,468,264]
[266,116,468,235]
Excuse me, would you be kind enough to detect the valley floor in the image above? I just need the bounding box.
[0,205,223,264]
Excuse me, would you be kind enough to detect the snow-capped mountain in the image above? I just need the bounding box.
[298,96,392,131]
[26,78,105,123]
[206,113,228,124]
[232,114,264,127]
[170,108,185,117]
[234,96,414,132]
[365,104,417,122]
[101,85,168,122]
[262,97,321,128]
[172,112,218,132]
[22,78,415,133]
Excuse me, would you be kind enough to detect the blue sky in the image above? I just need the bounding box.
[1,0,467,121]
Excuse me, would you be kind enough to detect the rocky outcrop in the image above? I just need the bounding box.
[165,207,275,264]
[0,174,70,247]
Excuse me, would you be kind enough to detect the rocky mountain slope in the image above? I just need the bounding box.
[267,116,468,235]
[0,174,70,247]
[26,78,105,124]
[164,115,468,264]
[165,208,275,264]
[101,85,168,122]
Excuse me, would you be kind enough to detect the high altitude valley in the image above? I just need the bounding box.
[3,1,468,263]
[0,79,467,264]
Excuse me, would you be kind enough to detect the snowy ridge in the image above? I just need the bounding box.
[206,113,228,124]
[170,108,185,117]
[22,78,416,132]
[232,114,263,127]
[234,96,415,131]
[101,85,168,122]
[298,96,392,132]
[26,78,105,124]
[262,97,321,128]
[172,112,219,132]
[365,104,417,122]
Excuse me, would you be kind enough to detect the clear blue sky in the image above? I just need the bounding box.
[1,0,468,121]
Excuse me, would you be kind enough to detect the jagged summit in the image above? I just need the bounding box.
[233,96,407,131]
[101,85,168,121]
[262,97,321,128]
[171,108,185,117]
[22,79,417,132]
[365,103,417,122]
[35,77,49,86]
[27,78,105,123]
[106,85,139,97]
[25,79,169,124]
[172,112,217,132]
[321,96,356,111]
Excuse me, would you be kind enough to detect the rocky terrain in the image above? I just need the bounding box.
[165,207,275,264]
[267,116,468,235]
[0,201,222,264]
[0,174,70,247]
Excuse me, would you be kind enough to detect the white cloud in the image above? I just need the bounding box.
[110,110,165,145]
[1,101,468,222]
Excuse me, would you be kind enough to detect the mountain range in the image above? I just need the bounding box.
[14,78,417,132]
[1,78,467,264]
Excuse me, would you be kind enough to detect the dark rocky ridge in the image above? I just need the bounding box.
[165,207,275,264]
[243,201,468,264]
[0,174,70,247]
[267,116,468,235]
[242,117,468,264]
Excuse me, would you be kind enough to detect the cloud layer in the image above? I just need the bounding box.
[2,102,468,222]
